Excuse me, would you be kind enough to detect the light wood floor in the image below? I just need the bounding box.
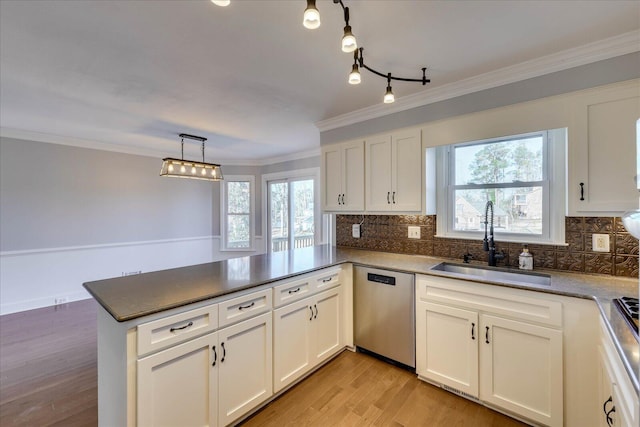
[0,299,527,427]
[241,351,527,427]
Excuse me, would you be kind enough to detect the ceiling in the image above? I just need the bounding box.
[1,1,639,164]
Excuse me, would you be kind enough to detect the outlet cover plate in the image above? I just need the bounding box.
[408,226,421,239]
[592,234,610,252]
[352,224,361,238]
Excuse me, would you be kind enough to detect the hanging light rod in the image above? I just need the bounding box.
[160,133,223,181]
[304,0,430,103]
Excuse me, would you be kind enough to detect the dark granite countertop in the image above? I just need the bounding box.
[84,244,639,394]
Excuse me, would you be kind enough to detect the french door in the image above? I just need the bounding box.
[268,178,315,252]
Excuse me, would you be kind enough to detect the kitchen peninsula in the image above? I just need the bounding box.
[84,244,639,427]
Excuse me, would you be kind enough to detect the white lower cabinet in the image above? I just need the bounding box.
[416,302,478,397]
[416,275,564,427]
[479,314,563,426]
[138,332,218,427]
[137,312,272,427]
[273,286,343,392]
[597,319,639,427]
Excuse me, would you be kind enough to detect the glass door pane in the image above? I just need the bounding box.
[269,182,288,252]
[291,179,314,249]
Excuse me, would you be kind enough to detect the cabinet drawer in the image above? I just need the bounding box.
[417,274,562,328]
[137,304,218,357]
[273,276,313,308]
[313,268,341,292]
[218,289,272,328]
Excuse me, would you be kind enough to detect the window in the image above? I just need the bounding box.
[221,175,255,251]
[262,168,323,253]
[436,129,566,244]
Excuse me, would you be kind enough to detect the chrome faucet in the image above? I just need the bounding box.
[483,200,505,266]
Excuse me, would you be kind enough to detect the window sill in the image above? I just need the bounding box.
[433,233,567,247]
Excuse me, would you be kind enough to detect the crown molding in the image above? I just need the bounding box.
[0,127,171,159]
[316,30,640,132]
[0,127,320,167]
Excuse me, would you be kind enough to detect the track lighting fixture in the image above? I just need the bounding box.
[304,0,430,104]
[303,0,321,29]
[160,134,223,181]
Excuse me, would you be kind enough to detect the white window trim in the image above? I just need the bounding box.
[435,129,566,245]
[220,175,255,252]
[261,167,326,253]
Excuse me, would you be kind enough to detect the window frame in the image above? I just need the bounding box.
[261,168,325,254]
[220,175,255,252]
[436,129,566,245]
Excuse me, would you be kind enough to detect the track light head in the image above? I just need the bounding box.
[348,63,361,85]
[303,0,320,29]
[341,25,357,53]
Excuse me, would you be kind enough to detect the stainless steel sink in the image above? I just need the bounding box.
[430,262,551,286]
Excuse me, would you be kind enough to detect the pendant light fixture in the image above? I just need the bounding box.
[160,134,223,181]
[303,0,321,29]
[302,0,430,104]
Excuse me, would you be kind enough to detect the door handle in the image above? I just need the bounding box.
[337,194,341,205]
[309,306,314,321]
[485,326,490,344]
[392,191,396,204]
[212,345,217,366]
[387,192,390,204]
[471,323,475,340]
[341,194,345,205]
[221,342,226,363]
[313,304,318,319]
[579,182,584,201]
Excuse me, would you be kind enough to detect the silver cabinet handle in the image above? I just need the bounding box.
[392,191,396,204]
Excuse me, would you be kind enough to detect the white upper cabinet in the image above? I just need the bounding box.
[321,140,365,212]
[569,80,640,215]
[365,128,423,212]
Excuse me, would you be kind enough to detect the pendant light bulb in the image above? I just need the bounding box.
[384,84,395,104]
[349,64,361,85]
[341,25,357,53]
[303,0,320,29]
[211,0,230,6]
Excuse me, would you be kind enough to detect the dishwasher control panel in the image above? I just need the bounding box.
[367,273,396,286]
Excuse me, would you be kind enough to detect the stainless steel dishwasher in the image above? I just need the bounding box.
[354,266,415,369]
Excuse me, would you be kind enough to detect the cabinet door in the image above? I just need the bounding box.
[137,333,218,427]
[342,140,365,211]
[218,312,272,426]
[273,298,313,393]
[321,145,343,211]
[392,129,422,212]
[480,315,563,427]
[416,302,479,398]
[365,135,393,211]
[597,345,619,427]
[569,82,640,214]
[312,287,343,364]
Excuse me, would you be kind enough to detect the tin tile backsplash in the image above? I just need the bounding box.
[335,215,639,278]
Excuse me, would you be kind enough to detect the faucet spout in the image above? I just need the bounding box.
[483,201,501,266]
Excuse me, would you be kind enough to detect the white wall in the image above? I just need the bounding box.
[0,136,316,315]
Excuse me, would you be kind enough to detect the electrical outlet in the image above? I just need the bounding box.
[592,234,610,252]
[408,226,421,239]
[352,224,361,238]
